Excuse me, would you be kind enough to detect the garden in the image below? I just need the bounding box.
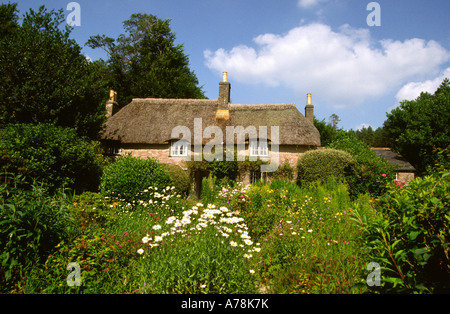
[0,126,449,294]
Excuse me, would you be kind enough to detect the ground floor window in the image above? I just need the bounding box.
[105,141,120,155]
[249,139,269,157]
[170,140,188,157]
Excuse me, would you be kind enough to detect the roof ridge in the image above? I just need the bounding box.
[230,103,296,110]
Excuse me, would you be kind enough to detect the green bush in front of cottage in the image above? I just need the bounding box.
[327,130,397,197]
[99,155,172,203]
[161,163,191,196]
[296,148,356,186]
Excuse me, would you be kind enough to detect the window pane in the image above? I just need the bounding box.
[260,141,268,156]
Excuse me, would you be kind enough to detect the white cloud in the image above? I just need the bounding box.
[298,0,327,8]
[204,23,449,108]
[395,67,450,102]
[355,123,372,131]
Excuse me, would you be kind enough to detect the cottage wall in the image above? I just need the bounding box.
[118,143,312,181]
[119,143,186,168]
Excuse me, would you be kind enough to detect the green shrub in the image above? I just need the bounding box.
[35,231,142,293]
[296,148,356,186]
[327,130,397,197]
[357,172,450,293]
[99,155,172,203]
[70,192,119,232]
[0,123,106,193]
[269,160,294,181]
[0,184,77,287]
[161,163,190,196]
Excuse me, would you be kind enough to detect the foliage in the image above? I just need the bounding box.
[99,155,172,203]
[350,125,392,148]
[268,160,294,181]
[136,202,259,294]
[355,171,450,293]
[200,174,218,206]
[37,231,142,293]
[296,148,356,186]
[313,117,337,146]
[86,13,205,106]
[6,177,375,294]
[0,4,108,138]
[383,78,450,174]
[0,123,106,193]
[0,183,77,287]
[70,192,120,232]
[327,130,397,197]
[161,163,191,196]
[237,177,371,293]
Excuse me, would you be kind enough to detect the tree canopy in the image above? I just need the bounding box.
[87,13,206,106]
[383,78,450,174]
[0,4,109,139]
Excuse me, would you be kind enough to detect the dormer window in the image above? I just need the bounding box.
[170,140,188,157]
[249,139,269,157]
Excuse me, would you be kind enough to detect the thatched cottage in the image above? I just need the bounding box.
[371,148,416,183]
[100,72,321,185]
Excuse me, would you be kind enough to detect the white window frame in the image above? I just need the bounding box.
[170,140,188,157]
[249,139,269,157]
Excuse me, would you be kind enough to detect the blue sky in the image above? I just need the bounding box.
[11,0,450,130]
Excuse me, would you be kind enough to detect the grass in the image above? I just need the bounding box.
[2,177,376,294]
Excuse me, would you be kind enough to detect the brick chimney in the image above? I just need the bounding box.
[105,90,118,118]
[218,72,231,109]
[304,93,314,124]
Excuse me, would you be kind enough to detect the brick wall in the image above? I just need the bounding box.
[118,143,313,183]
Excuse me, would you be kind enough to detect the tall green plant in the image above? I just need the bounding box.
[357,172,450,293]
[0,184,77,286]
[200,174,217,206]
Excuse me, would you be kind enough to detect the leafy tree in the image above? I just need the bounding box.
[0,2,19,37]
[0,4,109,138]
[383,78,450,174]
[314,117,337,146]
[87,13,206,106]
[329,113,341,131]
[352,126,391,148]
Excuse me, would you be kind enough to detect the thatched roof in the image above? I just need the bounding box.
[100,98,320,146]
[371,148,416,172]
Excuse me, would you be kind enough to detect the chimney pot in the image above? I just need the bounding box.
[223,72,228,82]
[305,93,314,124]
